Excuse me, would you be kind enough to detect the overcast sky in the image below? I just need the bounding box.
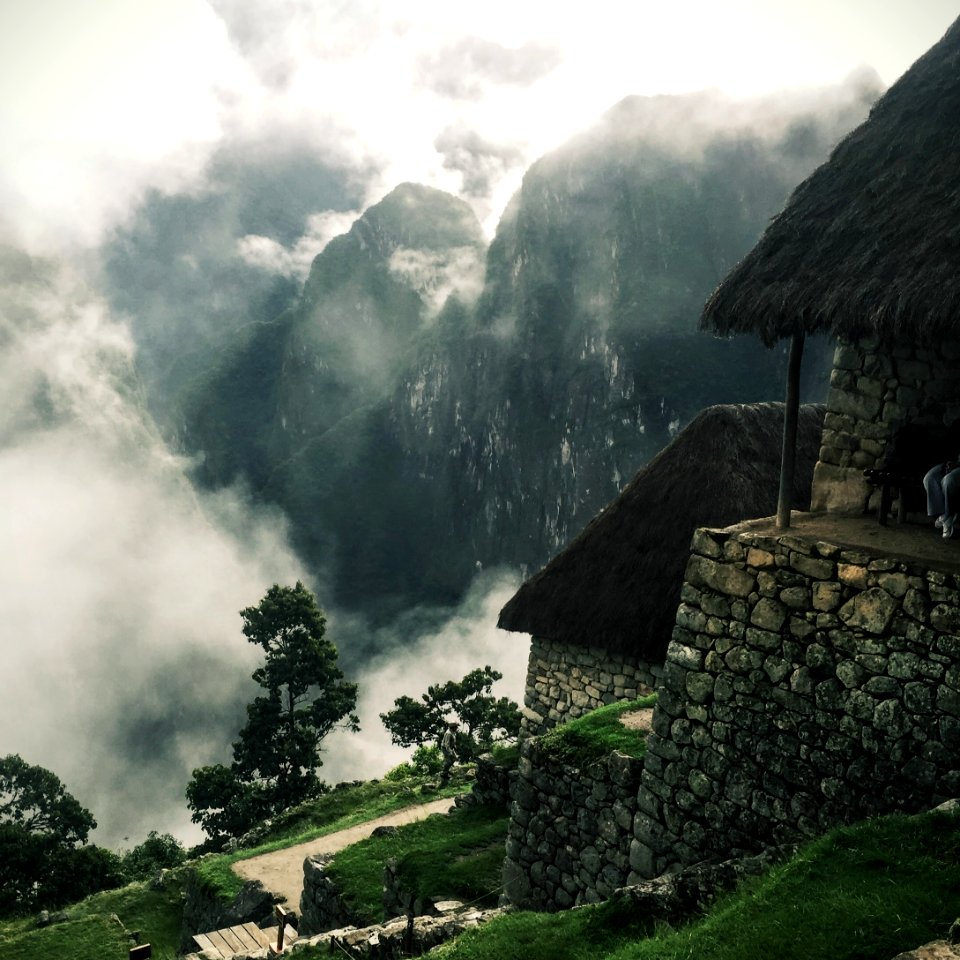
[0,0,956,251]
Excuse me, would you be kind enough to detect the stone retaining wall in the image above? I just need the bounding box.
[633,522,960,878]
[300,856,354,936]
[812,337,960,514]
[522,636,660,735]
[502,736,644,910]
[454,753,516,810]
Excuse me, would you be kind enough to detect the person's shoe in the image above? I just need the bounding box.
[936,516,945,529]
[944,516,955,539]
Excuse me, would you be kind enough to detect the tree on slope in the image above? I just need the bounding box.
[380,666,520,761]
[186,582,359,844]
[0,754,123,915]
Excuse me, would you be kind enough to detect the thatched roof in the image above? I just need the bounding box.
[701,17,960,346]
[498,402,824,659]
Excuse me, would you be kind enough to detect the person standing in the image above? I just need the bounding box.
[439,722,459,786]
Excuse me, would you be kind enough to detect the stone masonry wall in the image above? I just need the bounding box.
[300,856,355,936]
[502,736,644,910]
[812,336,960,514]
[522,636,660,735]
[632,523,960,879]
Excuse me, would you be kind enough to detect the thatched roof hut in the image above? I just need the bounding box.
[700,16,960,346]
[498,402,824,659]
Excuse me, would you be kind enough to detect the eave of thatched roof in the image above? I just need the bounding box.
[498,402,825,659]
[700,16,960,346]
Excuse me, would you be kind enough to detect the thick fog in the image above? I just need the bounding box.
[319,572,528,785]
[0,251,294,845]
[0,249,526,847]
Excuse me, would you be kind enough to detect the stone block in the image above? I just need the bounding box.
[690,528,724,559]
[838,588,898,635]
[750,597,787,631]
[791,554,836,581]
[812,582,842,611]
[780,586,810,609]
[686,555,757,598]
[685,671,714,704]
[835,660,865,689]
[931,604,960,633]
[888,651,921,680]
[811,462,871,514]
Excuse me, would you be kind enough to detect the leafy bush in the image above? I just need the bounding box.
[412,744,443,776]
[384,762,415,782]
[381,666,521,761]
[121,832,186,881]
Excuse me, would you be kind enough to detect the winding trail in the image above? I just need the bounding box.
[231,797,456,911]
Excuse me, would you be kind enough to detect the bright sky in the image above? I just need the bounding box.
[0,0,956,251]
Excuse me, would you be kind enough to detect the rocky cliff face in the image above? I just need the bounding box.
[178,89,878,620]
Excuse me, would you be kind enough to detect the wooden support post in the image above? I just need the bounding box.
[269,905,289,956]
[777,331,805,530]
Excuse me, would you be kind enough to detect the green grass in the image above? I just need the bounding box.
[490,743,520,769]
[430,809,960,960]
[0,875,186,960]
[193,773,471,904]
[539,695,656,767]
[326,804,509,926]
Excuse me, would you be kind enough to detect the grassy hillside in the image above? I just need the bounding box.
[192,772,472,904]
[0,773,472,959]
[0,877,186,960]
[327,804,508,925]
[429,809,960,960]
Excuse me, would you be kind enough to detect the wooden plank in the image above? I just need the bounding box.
[217,927,246,954]
[207,930,236,956]
[229,924,260,952]
[241,922,272,947]
[192,933,224,958]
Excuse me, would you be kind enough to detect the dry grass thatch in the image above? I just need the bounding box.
[498,402,825,659]
[700,17,960,346]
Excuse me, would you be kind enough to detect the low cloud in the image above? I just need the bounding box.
[0,251,303,847]
[434,127,525,199]
[320,571,529,783]
[388,244,486,317]
[237,209,363,278]
[0,248,524,846]
[419,37,562,100]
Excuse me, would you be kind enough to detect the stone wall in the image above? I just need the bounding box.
[502,736,644,910]
[633,523,960,878]
[300,856,355,936]
[812,337,960,514]
[454,752,516,810]
[522,636,660,735]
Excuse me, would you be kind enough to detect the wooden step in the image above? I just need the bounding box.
[192,922,299,958]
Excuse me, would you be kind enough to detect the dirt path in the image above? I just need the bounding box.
[231,797,457,911]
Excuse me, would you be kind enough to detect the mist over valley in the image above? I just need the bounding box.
[1,1,956,854]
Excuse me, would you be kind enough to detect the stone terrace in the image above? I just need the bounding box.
[632,511,960,878]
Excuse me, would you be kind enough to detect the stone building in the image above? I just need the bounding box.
[497,401,825,735]
[631,16,960,879]
[700,16,960,517]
